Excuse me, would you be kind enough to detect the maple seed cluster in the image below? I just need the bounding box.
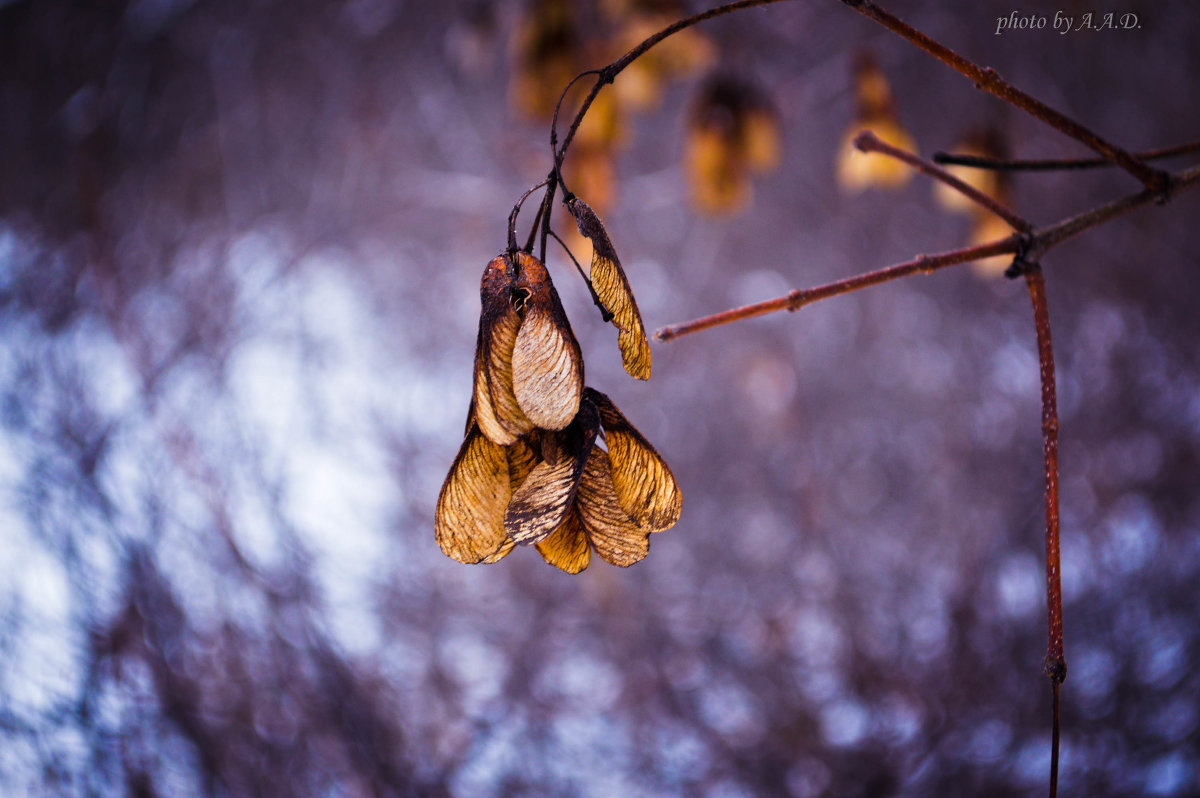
[436,226,681,572]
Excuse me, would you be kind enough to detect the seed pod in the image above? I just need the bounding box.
[575,445,650,566]
[566,197,651,380]
[435,424,516,564]
[504,397,599,544]
[587,388,681,532]
[510,252,584,430]
[536,506,592,573]
[472,252,584,444]
[474,256,535,445]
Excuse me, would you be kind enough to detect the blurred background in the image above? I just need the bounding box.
[2,0,1199,795]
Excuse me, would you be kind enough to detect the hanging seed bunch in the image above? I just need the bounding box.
[436,227,681,572]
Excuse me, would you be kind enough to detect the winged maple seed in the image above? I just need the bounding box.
[565,196,652,380]
[436,383,681,572]
[473,251,584,445]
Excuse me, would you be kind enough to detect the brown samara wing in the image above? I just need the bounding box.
[567,196,652,380]
[575,444,649,566]
[586,388,681,533]
[504,398,599,545]
[536,506,591,574]
[435,424,516,564]
[506,435,539,493]
[510,252,584,430]
[474,255,535,445]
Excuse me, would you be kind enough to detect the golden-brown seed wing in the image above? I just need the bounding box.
[587,388,681,533]
[504,449,585,545]
[567,197,651,380]
[506,436,539,493]
[475,256,535,445]
[435,424,515,564]
[576,445,649,567]
[536,507,591,574]
[504,401,599,545]
[511,253,583,429]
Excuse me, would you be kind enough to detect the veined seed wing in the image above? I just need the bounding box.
[567,196,652,380]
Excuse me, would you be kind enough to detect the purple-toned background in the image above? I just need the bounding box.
[2,1,1198,795]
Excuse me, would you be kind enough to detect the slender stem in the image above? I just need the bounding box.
[840,1,1166,192]
[540,0,793,263]
[508,180,549,252]
[1033,162,1200,255]
[855,130,1031,230]
[655,162,1200,341]
[656,238,1019,340]
[1050,681,1062,798]
[539,178,556,263]
[1024,263,1065,796]
[934,139,1200,172]
[523,194,547,253]
[554,0,792,171]
[549,70,602,201]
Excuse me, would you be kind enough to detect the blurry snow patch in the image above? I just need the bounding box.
[1145,752,1192,796]
[989,341,1039,397]
[787,756,832,798]
[995,551,1041,619]
[820,698,869,747]
[223,242,428,653]
[0,540,79,719]
[1011,736,1052,787]
[698,680,762,744]
[652,722,708,785]
[787,607,844,668]
[439,633,505,709]
[534,651,622,712]
[1072,644,1119,716]
[1099,493,1159,576]
[963,719,1012,763]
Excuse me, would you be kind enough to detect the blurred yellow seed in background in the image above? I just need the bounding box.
[685,74,781,216]
[836,52,916,193]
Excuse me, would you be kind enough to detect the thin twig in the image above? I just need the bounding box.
[540,0,794,264]
[840,0,1166,192]
[1051,681,1062,798]
[546,230,613,322]
[508,180,549,252]
[934,139,1200,172]
[1023,262,1065,798]
[553,0,792,170]
[655,161,1200,341]
[656,238,1019,340]
[523,195,547,254]
[855,130,1031,230]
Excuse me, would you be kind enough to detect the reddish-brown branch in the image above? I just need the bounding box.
[840,0,1166,192]
[656,161,1200,341]
[855,130,1031,230]
[655,238,1018,340]
[934,139,1200,173]
[1024,263,1065,797]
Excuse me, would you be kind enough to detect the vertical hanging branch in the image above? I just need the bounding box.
[1021,262,1065,798]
